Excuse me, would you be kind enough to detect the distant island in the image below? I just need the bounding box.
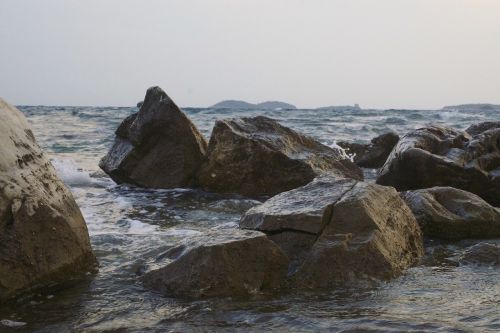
[442,104,500,112]
[316,104,361,111]
[210,100,296,110]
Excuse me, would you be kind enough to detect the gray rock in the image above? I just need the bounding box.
[339,132,399,168]
[141,229,288,298]
[0,98,97,302]
[100,86,208,188]
[465,121,500,136]
[460,243,500,266]
[401,187,500,240]
[240,176,423,288]
[377,124,500,206]
[197,116,363,197]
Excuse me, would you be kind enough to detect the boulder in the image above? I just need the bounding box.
[465,121,500,136]
[240,176,423,288]
[377,124,500,206]
[339,132,399,168]
[460,243,500,266]
[0,99,97,302]
[401,187,500,240]
[141,229,288,298]
[197,116,363,197]
[99,86,207,188]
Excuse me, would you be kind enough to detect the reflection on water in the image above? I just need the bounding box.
[0,106,499,332]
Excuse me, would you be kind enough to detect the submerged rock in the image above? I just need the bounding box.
[401,187,500,240]
[339,132,399,168]
[141,229,288,298]
[460,243,500,266]
[240,176,423,288]
[197,116,363,197]
[100,86,207,188]
[377,124,500,206]
[0,99,97,302]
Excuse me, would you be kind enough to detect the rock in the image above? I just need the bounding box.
[0,98,97,302]
[460,243,500,266]
[240,176,423,288]
[401,187,500,240]
[141,229,288,298]
[136,101,143,108]
[377,124,500,206]
[197,116,363,197]
[339,132,399,168]
[99,86,208,188]
[465,121,500,136]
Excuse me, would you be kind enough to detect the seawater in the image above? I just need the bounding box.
[0,106,499,332]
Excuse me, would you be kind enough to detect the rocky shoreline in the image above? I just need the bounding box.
[1,86,499,302]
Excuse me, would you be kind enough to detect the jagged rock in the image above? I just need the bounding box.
[465,121,500,136]
[339,132,399,168]
[460,243,500,266]
[0,99,97,302]
[377,124,500,206]
[240,176,423,288]
[197,116,363,197]
[401,187,500,240]
[100,86,207,188]
[141,229,288,298]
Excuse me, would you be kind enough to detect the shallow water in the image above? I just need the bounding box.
[1,106,499,332]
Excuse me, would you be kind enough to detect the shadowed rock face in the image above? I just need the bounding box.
[141,229,288,298]
[339,132,399,168]
[0,99,97,302]
[401,187,500,240]
[240,176,423,288]
[460,243,500,266]
[197,116,363,197]
[377,124,500,206]
[100,86,207,188]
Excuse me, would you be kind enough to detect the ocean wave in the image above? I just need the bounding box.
[51,158,94,186]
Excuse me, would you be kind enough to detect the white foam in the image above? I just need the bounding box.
[330,140,355,162]
[51,158,94,186]
[1,319,27,327]
[127,219,158,234]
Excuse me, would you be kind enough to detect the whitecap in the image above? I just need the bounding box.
[1,319,27,327]
[126,219,159,234]
[51,158,94,186]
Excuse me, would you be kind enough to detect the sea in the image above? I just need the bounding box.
[0,106,499,332]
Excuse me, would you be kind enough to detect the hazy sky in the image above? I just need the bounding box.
[1,0,499,108]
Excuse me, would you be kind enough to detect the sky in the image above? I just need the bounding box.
[0,0,499,109]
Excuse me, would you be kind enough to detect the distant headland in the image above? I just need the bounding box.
[441,104,500,112]
[210,100,297,110]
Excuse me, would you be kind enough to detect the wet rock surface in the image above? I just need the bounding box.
[241,176,424,288]
[197,116,363,197]
[401,187,500,240]
[141,229,289,298]
[339,132,399,168]
[460,243,500,266]
[0,99,97,302]
[100,86,207,188]
[377,124,500,206]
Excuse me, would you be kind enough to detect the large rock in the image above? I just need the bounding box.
[401,187,500,240]
[141,229,288,298]
[240,176,423,288]
[460,243,500,266]
[339,132,399,168]
[197,116,363,197]
[0,99,97,302]
[99,86,207,188]
[377,124,500,206]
